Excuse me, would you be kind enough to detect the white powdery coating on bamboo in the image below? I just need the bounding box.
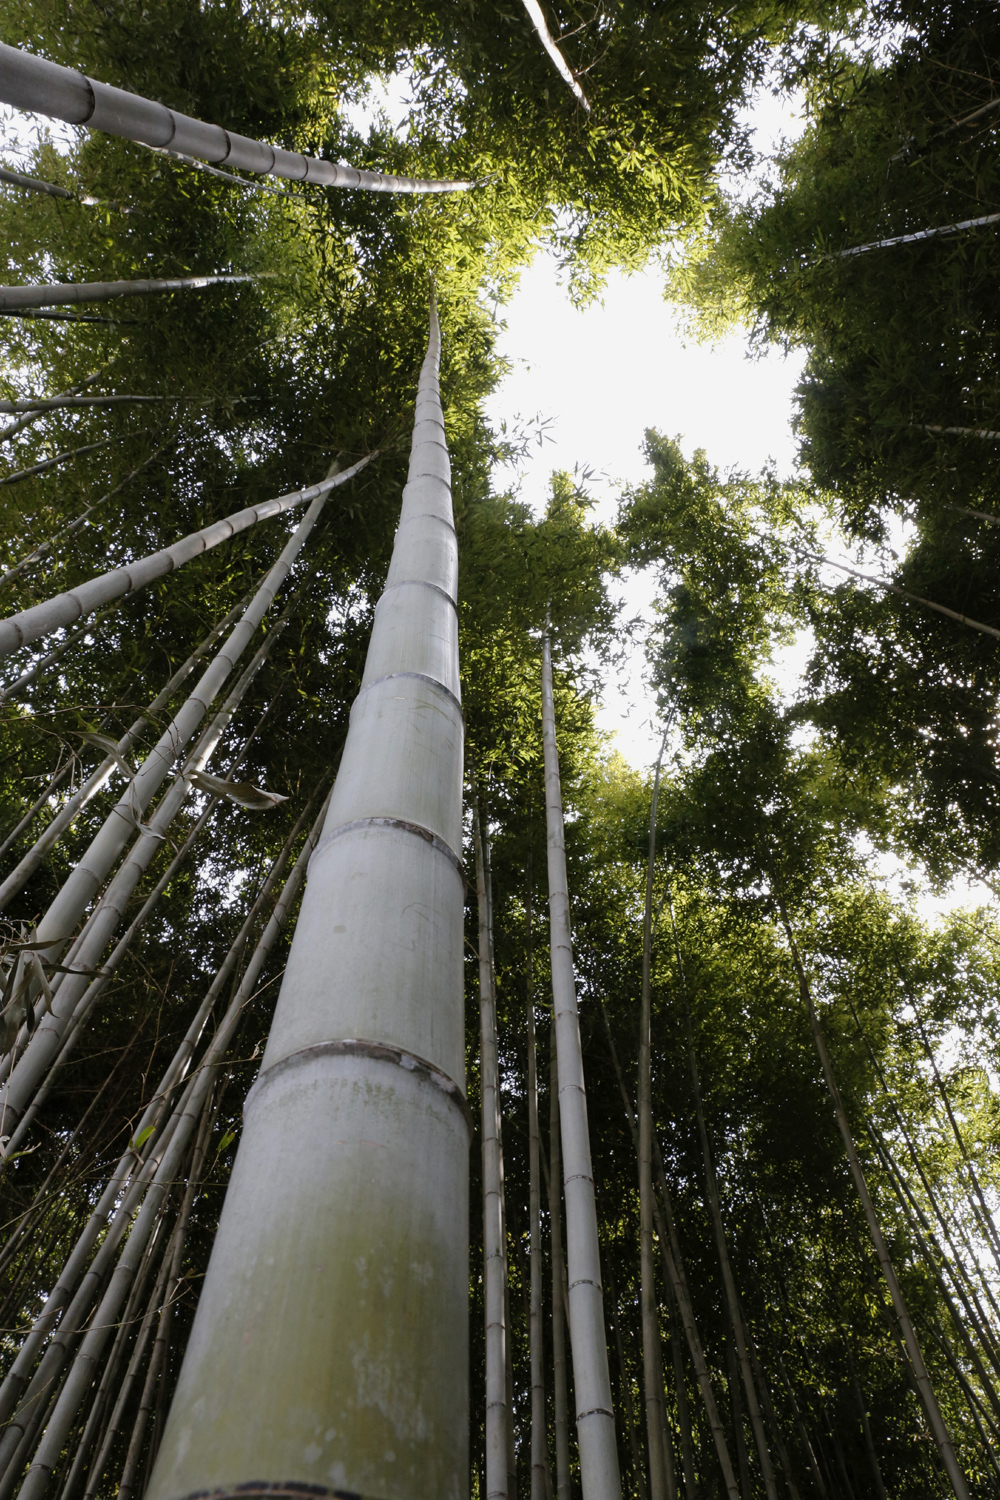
[0,42,474,194]
[541,633,621,1500]
[146,302,468,1500]
[0,454,371,659]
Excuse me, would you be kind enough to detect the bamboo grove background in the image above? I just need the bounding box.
[2,0,1000,1498]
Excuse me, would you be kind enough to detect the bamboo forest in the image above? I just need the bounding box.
[2,1,1000,1498]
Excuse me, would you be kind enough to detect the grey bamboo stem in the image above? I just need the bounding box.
[640,731,671,1500]
[526,862,549,1500]
[0,369,106,444]
[0,453,372,658]
[474,784,513,1500]
[775,897,970,1500]
[1,611,291,1125]
[11,797,328,1500]
[0,274,255,312]
[146,301,468,1500]
[541,631,621,1500]
[0,433,116,487]
[0,802,313,1436]
[550,1023,572,1500]
[0,585,255,913]
[0,42,475,194]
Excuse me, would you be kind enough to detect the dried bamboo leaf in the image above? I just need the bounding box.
[187,769,289,809]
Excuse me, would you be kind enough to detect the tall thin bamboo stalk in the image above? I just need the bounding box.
[541,631,621,1500]
[0,452,372,658]
[0,369,107,444]
[0,583,257,912]
[474,782,513,1500]
[774,895,970,1500]
[1,605,293,1126]
[639,731,671,1500]
[0,42,475,194]
[0,433,116,487]
[550,1022,572,1500]
[146,301,469,1500]
[0,797,317,1438]
[526,858,549,1500]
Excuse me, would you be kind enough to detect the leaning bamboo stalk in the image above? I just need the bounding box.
[0,433,116,487]
[518,0,591,111]
[0,43,475,195]
[83,1094,219,1500]
[12,799,328,1500]
[2,610,292,1123]
[0,791,320,1423]
[473,783,512,1500]
[541,631,621,1500]
[55,1207,172,1500]
[0,369,106,445]
[774,897,970,1500]
[116,1088,220,1500]
[0,452,372,659]
[0,756,77,860]
[0,793,223,1161]
[607,1263,649,1500]
[832,210,1000,258]
[146,301,469,1500]
[0,584,255,912]
[0,275,255,313]
[0,395,196,412]
[0,434,167,586]
[639,730,671,1500]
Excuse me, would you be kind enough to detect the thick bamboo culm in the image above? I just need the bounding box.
[0,42,474,194]
[0,452,372,658]
[540,632,621,1500]
[146,300,469,1500]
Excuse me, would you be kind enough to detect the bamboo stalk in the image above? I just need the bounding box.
[146,300,469,1500]
[639,731,671,1500]
[541,630,621,1500]
[0,452,373,658]
[1,605,295,1125]
[607,1263,649,1500]
[526,857,550,1500]
[0,274,255,313]
[550,1021,572,1500]
[0,433,117,486]
[12,797,329,1500]
[474,781,513,1500]
[0,369,107,445]
[518,0,591,111]
[0,583,256,913]
[0,42,475,194]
